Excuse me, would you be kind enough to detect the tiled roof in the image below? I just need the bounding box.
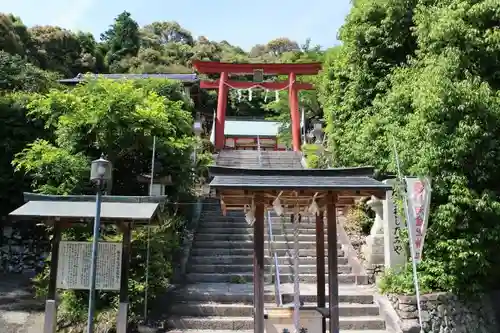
[224,119,281,137]
[209,166,375,177]
[59,73,198,84]
[9,201,159,222]
[210,175,390,190]
[23,192,167,203]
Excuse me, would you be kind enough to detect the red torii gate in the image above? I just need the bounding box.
[192,61,322,151]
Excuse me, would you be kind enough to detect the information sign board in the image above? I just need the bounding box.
[56,241,122,290]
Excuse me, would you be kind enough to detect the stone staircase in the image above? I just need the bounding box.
[164,202,388,332]
[214,150,305,169]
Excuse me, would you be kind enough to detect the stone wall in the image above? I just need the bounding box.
[388,292,498,333]
[364,263,384,284]
[0,223,49,274]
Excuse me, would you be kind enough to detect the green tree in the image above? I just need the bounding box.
[0,13,31,56]
[0,51,60,92]
[16,77,194,196]
[101,11,141,70]
[0,51,59,217]
[141,21,194,47]
[319,0,500,294]
[29,25,91,76]
[266,37,300,57]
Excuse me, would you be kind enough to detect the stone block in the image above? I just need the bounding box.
[363,234,385,265]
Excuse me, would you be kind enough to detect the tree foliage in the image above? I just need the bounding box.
[14,77,194,197]
[10,78,196,326]
[101,11,141,70]
[0,51,57,217]
[319,0,500,294]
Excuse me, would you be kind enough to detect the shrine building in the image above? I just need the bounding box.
[210,117,306,151]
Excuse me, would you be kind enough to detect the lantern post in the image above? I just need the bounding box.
[87,154,112,333]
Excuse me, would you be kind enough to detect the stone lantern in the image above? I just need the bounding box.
[362,196,385,266]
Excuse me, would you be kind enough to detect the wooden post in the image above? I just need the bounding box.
[44,222,61,333]
[215,72,228,150]
[326,193,340,333]
[289,72,301,151]
[254,198,265,333]
[316,211,326,333]
[117,223,131,333]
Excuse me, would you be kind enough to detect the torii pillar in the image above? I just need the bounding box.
[192,61,322,152]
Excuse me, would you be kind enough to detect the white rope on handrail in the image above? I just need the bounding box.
[257,135,262,167]
[293,205,301,333]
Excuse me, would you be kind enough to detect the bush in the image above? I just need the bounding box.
[302,143,329,169]
[377,259,456,296]
[344,201,374,235]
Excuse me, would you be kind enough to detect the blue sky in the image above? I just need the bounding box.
[2,0,351,50]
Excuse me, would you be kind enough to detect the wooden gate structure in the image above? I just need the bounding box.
[208,166,391,333]
[192,61,322,152]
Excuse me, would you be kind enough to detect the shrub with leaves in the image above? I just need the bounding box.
[344,201,374,236]
[319,0,500,295]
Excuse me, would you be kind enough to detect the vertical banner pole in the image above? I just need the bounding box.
[392,138,425,333]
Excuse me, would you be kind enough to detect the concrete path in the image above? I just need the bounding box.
[0,273,44,333]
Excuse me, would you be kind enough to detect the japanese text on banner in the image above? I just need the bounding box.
[405,177,431,264]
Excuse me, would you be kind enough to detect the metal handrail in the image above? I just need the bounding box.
[257,135,262,167]
[259,136,282,306]
[267,210,282,306]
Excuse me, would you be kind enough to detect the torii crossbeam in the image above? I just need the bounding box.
[192,61,322,151]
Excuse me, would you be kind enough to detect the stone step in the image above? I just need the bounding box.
[189,256,349,266]
[199,215,318,220]
[198,221,323,228]
[200,217,316,225]
[192,241,341,250]
[176,283,376,304]
[197,227,322,234]
[190,248,345,257]
[188,264,352,274]
[186,273,357,284]
[198,215,319,220]
[170,302,380,317]
[197,225,325,231]
[165,315,385,330]
[195,233,332,242]
[166,329,387,333]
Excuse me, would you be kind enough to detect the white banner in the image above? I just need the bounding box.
[56,241,123,291]
[405,177,431,264]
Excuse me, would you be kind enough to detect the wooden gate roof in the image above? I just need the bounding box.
[208,166,391,210]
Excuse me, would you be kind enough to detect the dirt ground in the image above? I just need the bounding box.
[0,273,44,333]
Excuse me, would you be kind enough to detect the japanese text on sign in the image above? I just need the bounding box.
[56,241,122,291]
[392,192,404,255]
